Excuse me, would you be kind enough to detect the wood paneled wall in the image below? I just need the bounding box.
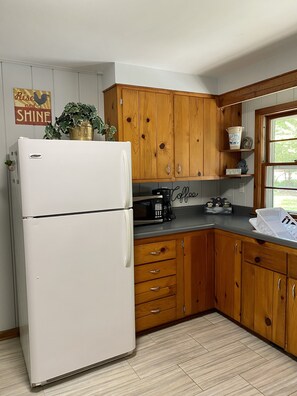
[0,61,103,332]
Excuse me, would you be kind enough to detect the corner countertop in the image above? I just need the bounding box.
[134,206,297,250]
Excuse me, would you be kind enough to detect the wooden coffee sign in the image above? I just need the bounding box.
[14,88,52,125]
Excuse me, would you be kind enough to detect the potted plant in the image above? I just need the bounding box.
[43,102,116,141]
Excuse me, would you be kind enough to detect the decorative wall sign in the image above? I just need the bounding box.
[171,186,199,203]
[13,88,52,125]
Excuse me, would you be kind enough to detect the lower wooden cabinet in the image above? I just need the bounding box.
[134,236,184,332]
[134,229,297,360]
[286,254,297,355]
[134,229,214,332]
[183,230,214,316]
[241,261,286,347]
[214,230,241,322]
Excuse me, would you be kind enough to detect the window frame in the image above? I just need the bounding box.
[254,101,297,216]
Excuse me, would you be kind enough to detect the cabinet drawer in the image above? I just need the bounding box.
[135,295,176,319]
[135,259,176,283]
[242,242,287,274]
[136,306,176,332]
[135,276,176,304]
[288,254,297,279]
[134,240,176,265]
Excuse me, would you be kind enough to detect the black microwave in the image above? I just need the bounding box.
[133,195,163,226]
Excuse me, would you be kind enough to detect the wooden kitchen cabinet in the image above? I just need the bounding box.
[183,230,215,316]
[241,241,286,348]
[104,84,220,182]
[134,235,184,332]
[214,230,241,321]
[104,85,173,181]
[286,254,297,356]
[173,94,219,179]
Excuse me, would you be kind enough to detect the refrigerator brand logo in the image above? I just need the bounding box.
[13,88,52,126]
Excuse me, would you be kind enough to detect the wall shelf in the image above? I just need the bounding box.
[220,174,254,179]
[220,149,254,153]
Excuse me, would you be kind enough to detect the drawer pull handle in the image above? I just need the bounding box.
[277,278,281,290]
[150,286,160,291]
[150,250,161,256]
[254,256,261,263]
[293,284,296,299]
[150,309,160,314]
[149,269,160,274]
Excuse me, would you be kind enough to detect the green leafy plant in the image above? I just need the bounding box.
[43,102,116,140]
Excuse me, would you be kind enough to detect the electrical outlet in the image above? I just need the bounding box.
[239,183,245,193]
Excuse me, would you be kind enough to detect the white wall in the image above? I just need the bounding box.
[102,62,218,94]
[218,39,297,94]
[220,86,297,207]
[0,61,103,331]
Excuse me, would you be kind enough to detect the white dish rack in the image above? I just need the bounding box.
[249,208,297,241]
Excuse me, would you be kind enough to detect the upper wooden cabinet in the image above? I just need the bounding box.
[173,94,219,179]
[104,85,173,181]
[104,84,219,182]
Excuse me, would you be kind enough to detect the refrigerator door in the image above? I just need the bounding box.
[15,138,132,217]
[23,209,135,386]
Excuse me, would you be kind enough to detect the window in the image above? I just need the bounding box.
[254,102,297,215]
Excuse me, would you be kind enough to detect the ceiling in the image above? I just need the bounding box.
[1,0,297,78]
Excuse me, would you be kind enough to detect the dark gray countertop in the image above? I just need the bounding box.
[134,206,297,250]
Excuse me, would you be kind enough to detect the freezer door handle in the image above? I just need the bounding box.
[124,210,132,268]
[122,149,130,209]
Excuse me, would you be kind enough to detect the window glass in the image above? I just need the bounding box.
[269,140,297,162]
[271,115,297,140]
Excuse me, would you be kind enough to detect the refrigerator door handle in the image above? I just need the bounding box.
[124,210,132,268]
[122,150,130,209]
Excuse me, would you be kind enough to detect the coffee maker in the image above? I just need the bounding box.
[152,187,175,221]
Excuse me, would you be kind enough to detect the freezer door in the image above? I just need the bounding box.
[22,209,135,385]
[15,138,132,217]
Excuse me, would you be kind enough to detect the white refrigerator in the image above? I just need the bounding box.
[9,138,135,387]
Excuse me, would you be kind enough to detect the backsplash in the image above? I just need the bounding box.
[133,180,220,208]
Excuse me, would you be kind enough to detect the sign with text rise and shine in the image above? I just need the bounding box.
[14,88,52,126]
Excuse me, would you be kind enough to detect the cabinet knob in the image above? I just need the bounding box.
[141,134,146,139]
[149,250,161,256]
[293,284,296,299]
[146,117,150,123]
[265,317,272,327]
[166,164,171,175]
[150,309,160,314]
[150,286,160,291]
[126,117,131,123]
[159,142,165,150]
[197,171,201,176]
[177,164,182,174]
[149,269,160,274]
[254,256,261,263]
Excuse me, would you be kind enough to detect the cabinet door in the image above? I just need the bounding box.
[183,231,214,316]
[122,88,140,179]
[174,95,204,178]
[155,93,174,179]
[287,277,297,356]
[123,89,173,181]
[215,231,241,321]
[241,263,286,348]
[203,98,219,177]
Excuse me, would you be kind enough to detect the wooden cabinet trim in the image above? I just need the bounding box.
[218,68,297,107]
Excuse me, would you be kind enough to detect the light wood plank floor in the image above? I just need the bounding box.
[1,313,297,395]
